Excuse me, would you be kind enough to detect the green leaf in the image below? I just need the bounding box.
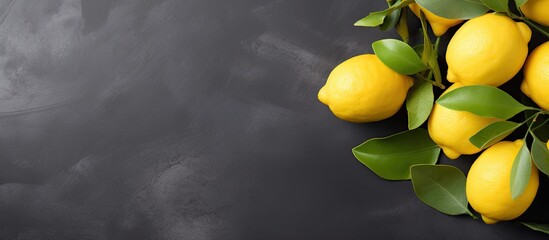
[407,80,434,129]
[521,222,549,235]
[531,133,549,176]
[380,0,402,31]
[411,164,474,216]
[525,19,549,38]
[436,85,531,119]
[352,129,440,180]
[469,121,521,149]
[372,39,428,75]
[413,44,424,56]
[355,11,390,27]
[480,0,509,13]
[510,142,532,199]
[415,0,489,19]
[396,7,409,42]
[380,8,401,30]
[515,0,528,7]
[355,0,413,27]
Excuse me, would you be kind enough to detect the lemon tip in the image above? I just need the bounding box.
[318,86,328,105]
[430,23,448,37]
[441,147,461,160]
[446,69,457,83]
[520,81,531,96]
[516,22,532,43]
[481,215,499,224]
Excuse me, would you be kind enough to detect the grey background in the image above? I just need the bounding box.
[0,0,546,239]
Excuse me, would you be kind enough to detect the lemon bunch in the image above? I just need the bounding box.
[429,13,531,159]
[319,0,549,229]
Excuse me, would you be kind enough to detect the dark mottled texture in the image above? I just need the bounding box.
[0,0,546,239]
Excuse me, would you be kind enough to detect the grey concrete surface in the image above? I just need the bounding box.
[0,0,546,239]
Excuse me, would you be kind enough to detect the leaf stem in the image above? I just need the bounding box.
[467,209,478,220]
[414,73,445,89]
[429,37,444,89]
[418,11,432,64]
[531,118,549,132]
[434,37,441,53]
[417,12,445,90]
[524,111,540,122]
[524,19,549,38]
[386,0,415,13]
[509,13,522,20]
[524,112,541,139]
[526,107,544,112]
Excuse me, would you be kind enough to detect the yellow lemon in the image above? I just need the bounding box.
[466,140,539,224]
[521,0,549,27]
[446,13,531,86]
[521,41,549,111]
[409,3,463,36]
[428,83,501,159]
[318,54,413,123]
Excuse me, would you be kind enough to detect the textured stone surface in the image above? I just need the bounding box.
[0,0,546,239]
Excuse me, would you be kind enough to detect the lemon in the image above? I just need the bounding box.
[521,41,549,111]
[428,83,501,159]
[409,3,463,36]
[521,0,549,27]
[318,54,413,123]
[466,140,539,224]
[446,13,531,86]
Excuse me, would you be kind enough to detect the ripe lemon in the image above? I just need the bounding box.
[521,41,549,111]
[446,13,531,86]
[409,3,463,36]
[318,54,413,123]
[428,83,501,159]
[466,140,539,224]
[521,0,549,27]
